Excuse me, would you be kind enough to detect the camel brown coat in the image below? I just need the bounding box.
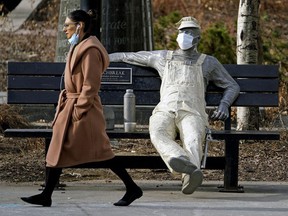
[46,36,115,167]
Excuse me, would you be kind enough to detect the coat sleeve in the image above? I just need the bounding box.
[73,47,103,120]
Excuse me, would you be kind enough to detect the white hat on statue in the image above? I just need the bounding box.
[177,16,201,30]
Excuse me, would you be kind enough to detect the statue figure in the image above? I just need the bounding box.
[109,17,240,194]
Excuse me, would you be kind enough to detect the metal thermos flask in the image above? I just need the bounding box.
[124,89,136,132]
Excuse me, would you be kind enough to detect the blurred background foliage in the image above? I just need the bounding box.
[198,22,236,64]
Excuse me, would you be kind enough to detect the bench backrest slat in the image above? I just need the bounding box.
[7,62,279,107]
[235,79,279,92]
[8,62,64,75]
[223,64,279,78]
[8,76,62,90]
[101,77,161,91]
[8,91,60,104]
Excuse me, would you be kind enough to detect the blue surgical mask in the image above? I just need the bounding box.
[68,33,79,46]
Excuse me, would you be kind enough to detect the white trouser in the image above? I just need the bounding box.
[149,111,206,173]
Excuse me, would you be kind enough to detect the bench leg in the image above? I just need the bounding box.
[219,138,244,193]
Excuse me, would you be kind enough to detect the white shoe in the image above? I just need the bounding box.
[168,156,197,174]
[182,169,203,195]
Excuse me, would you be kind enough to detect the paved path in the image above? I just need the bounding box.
[1,180,287,216]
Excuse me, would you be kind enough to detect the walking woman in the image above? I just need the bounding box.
[21,9,142,207]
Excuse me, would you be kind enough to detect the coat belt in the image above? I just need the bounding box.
[66,92,80,99]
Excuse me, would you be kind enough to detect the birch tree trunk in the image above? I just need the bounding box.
[236,0,261,130]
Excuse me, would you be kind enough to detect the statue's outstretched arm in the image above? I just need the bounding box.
[109,51,161,67]
[109,51,167,75]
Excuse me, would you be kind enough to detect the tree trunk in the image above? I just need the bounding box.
[236,0,261,130]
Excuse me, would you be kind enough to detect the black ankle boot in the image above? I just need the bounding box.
[21,194,52,207]
[113,186,143,206]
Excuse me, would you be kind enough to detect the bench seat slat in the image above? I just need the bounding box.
[72,155,225,170]
[3,128,280,140]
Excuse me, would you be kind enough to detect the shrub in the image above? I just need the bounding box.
[0,104,29,133]
[198,22,236,64]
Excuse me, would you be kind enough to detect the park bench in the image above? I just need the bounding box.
[4,61,280,192]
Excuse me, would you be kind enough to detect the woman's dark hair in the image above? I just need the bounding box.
[68,9,97,34]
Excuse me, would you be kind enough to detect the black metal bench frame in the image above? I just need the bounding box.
[4,62,280,192]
